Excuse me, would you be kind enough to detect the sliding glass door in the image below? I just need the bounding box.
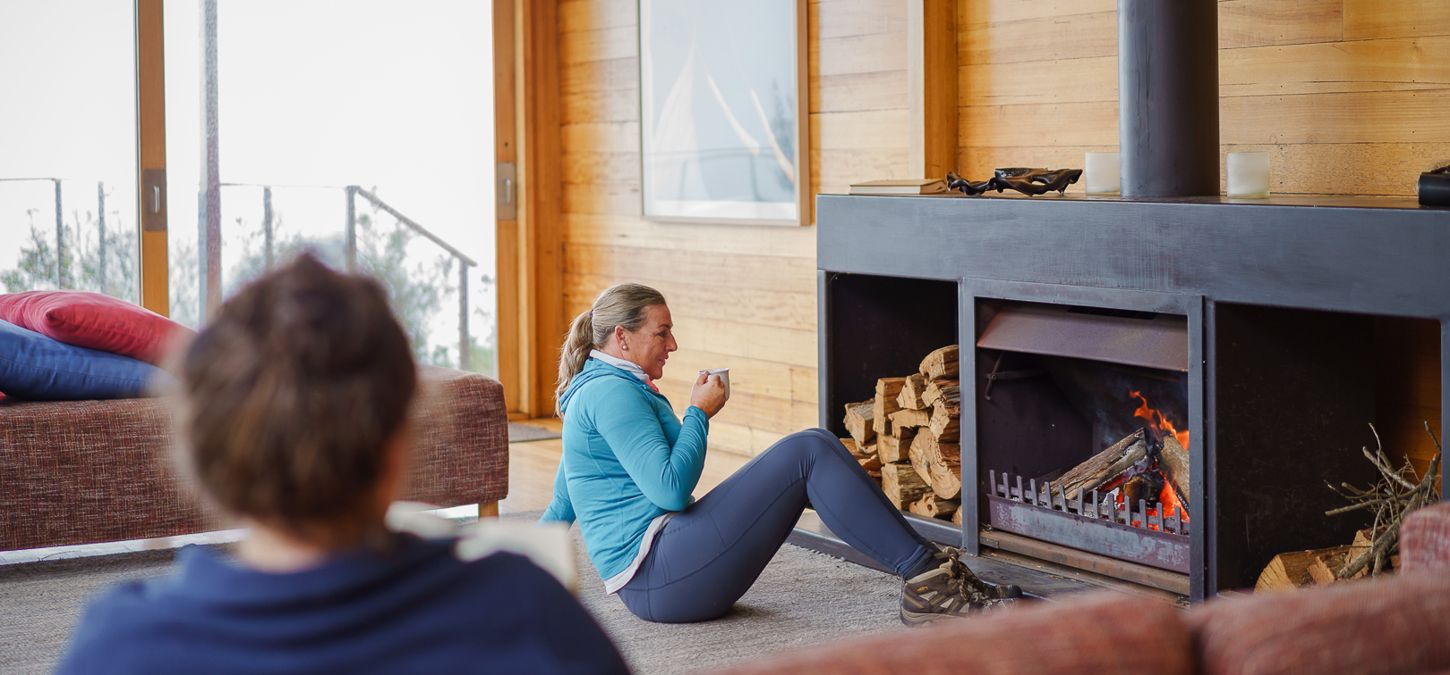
[0,1,140,302]
[161,0,498,374]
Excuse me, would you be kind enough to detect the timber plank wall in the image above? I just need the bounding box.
[554,0,1445,472]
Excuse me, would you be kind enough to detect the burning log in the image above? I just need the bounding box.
[897,374,929,410]
[1120,472,1164,508]
[909,431,962,499]
[922,379,959,409]
[908,493,960,520]
[1041,429,1149,502]
[919,345,959,381]
[1158,434,1191,504]
[873,377,908,436]
[889,408,931,431]
[882,462,932,509]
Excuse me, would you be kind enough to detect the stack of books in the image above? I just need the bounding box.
[848,178,947,196]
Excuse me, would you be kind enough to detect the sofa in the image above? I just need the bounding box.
[721,501,1450,675]
[0,367,508,552]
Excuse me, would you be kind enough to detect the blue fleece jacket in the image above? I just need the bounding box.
[542,358,710,583]
[57,534,627,674]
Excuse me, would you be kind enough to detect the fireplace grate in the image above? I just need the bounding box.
[986,469,1191,574]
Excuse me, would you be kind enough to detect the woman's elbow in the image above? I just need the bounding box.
[652,491,692,512]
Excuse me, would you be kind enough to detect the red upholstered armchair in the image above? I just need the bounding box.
[1,367,508,552]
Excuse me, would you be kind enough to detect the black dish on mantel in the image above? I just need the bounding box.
[946,168,1083,197]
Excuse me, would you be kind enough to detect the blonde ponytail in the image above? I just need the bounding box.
[554,283,667,417]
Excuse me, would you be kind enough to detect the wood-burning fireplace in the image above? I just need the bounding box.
[813,194,1448,601]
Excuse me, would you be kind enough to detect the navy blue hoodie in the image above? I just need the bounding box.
[57,534,628,674]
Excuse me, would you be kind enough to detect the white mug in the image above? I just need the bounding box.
[700,368,730,399]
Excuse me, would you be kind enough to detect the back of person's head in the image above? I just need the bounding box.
[555,283,666,416]
[172,252,416,545]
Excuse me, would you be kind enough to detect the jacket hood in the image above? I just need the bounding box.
[557,358,654,415]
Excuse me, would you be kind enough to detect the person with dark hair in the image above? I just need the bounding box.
[58,254,628,675]
[545,283,1022,626]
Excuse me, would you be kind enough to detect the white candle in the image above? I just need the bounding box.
[1227,151,1270,198]
[1084,151,1120,195]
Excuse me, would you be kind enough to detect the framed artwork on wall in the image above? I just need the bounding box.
[638,0,809,226]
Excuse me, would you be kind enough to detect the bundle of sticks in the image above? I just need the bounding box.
[1326,422,1443,579]
[841,345,963,523]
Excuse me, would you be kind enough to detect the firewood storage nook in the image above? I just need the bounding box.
[815,194,1449,601]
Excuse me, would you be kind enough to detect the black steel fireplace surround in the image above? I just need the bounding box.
[814,192,1450,600]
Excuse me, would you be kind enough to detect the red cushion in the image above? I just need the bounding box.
[715,593,1194,675]
[0,291,193,364]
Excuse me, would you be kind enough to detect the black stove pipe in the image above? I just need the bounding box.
[1118,0,1220,198]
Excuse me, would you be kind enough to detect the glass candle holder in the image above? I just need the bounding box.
[1227,151,1270,198]
[1084,151,1120,195]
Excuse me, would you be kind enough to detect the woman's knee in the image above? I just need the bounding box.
[769,428,847,464]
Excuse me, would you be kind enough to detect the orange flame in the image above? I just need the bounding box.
[1130,391,1190,450]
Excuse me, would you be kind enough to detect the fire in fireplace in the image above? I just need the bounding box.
[976,301,1193,578]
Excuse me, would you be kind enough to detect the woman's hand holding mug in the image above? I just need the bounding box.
[690,368,729,417]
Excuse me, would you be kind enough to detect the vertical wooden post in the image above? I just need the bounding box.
[907,0,958,181]
[495,0,523,414]
[136,0,169,316]
[518,0,565,417]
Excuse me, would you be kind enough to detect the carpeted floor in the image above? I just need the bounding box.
[508,421,563,443]
[0,521,905,674]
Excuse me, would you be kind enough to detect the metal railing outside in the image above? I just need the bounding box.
[2,177,479,371]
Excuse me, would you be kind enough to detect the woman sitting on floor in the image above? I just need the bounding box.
[543,283,1022,626]
[59,254,627,675]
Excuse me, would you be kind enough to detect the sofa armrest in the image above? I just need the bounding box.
[1400,500,1450,574]
[714,593,1192,675]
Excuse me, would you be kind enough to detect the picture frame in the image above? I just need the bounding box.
[638,0,809,226]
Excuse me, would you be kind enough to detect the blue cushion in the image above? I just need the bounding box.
[0,319,164,400]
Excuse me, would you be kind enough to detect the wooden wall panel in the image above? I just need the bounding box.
[555,0,1446,472]
[957,0,1447,474]
[556,0,908,461]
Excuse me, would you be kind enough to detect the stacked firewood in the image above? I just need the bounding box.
[841,345,963,524]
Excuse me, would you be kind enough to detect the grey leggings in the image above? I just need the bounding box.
[617,428,937,623]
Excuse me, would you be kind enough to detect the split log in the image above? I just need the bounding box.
[1159,434,1191,505]
[1040,429,1148,502]
[1307,548,1360,586]
[911,431,961,462]
[857,453,883,478]
[896,374,929,410]
[910,431,962,499]
[888,408,931,431]
[840,438,866,459]
[920,345,960,381]
[1257,546,1354,591]
[909,493,960,520]
[928,401,960,442]
[881,463,932,509]
[878,430,915,464]
[843,400,875,447]
[873,377,908,436]
[922,379,960,409]
[951,505,963,525]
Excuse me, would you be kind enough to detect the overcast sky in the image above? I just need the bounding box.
[0,0,494,334]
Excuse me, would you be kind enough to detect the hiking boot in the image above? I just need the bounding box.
[932,545,1023,600]
[900,560,1019,626]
